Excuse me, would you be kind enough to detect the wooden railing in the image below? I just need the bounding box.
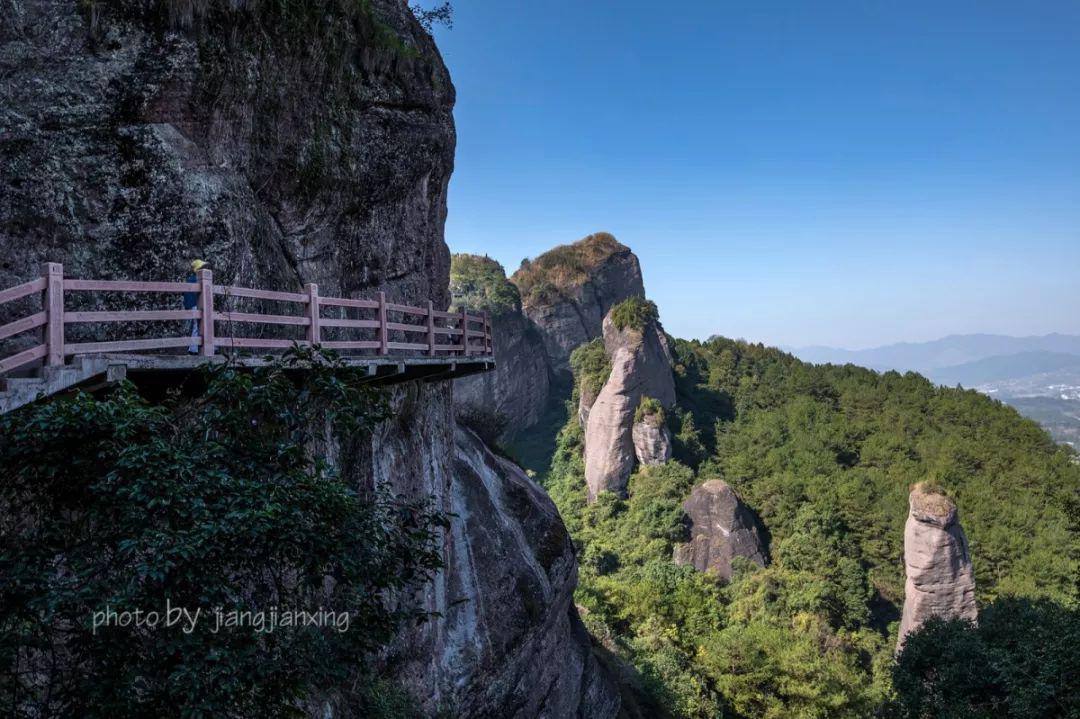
[0,263,493,375]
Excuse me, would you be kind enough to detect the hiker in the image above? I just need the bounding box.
[185,260,207,354]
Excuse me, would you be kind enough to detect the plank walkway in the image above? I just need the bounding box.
[0,263,494,413]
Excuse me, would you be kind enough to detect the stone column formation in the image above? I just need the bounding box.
[583,310,675,501]
[896,483,978,652]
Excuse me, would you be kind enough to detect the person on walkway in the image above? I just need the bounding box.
[185,260,207,354]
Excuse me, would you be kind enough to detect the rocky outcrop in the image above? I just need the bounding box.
[673,480,768,580]
[451,255,551,436]
[1,0,453,331]
[632,419,672,466]
[583,308,675,501]
[511,233,644,371]
[2,4,618,716]
[896,484,978,652]
[342,420,619,717]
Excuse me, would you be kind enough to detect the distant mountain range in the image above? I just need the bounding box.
[789,334,1080,446]
[791,333,1080,374]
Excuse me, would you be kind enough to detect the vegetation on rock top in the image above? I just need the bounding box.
[511,232,629,306]
[610,296,660,333]
[449,253,522,318]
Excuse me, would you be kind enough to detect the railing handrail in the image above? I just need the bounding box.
[0,263,493,375]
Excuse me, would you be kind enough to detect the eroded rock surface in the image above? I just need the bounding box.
[364,424,619,717]
[583,312,675,500]
[511,233,644,371]
[896,484,978,651]
[673,480,767,580]
[632,419,671,466]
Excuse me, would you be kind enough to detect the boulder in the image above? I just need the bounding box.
[632,419,672,465]
[673,480,767,580]
[896,484,978,652]
[583,311,675,500]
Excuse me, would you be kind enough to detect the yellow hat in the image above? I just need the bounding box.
[191,259,207,271]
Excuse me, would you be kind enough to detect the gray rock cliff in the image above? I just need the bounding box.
[896,483,978,652]
[511,233,644,372]
[673,480,768,580]
[1,3,617,715]
[583,310,675,501]
[450,255,551,436]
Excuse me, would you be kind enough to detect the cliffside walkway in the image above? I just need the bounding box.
[0,263,494,414]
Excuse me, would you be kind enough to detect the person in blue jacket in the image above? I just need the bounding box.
[185,260,207,354]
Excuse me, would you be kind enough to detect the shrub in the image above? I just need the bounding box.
[449,254,521,318]
[635,396,665,426]
[610,296,659,332]
[570,338,612,399]
[0,346,445,717]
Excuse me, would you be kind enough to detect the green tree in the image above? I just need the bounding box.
[0,348,444,718]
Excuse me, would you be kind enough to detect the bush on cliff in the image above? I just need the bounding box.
[512,232,628,306]
[610,296,659,333]
[449,253,522,317]
[0,347,445,718]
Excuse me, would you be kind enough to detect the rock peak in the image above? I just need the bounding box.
[897,483,977,652]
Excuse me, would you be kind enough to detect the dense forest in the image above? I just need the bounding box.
[541,335,1080,718]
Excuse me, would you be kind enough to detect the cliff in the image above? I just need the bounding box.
[896,484,978,652]
[583,299,675,500]
[450,254,552,436]
[511,233,644,371]
[0,3,616,715]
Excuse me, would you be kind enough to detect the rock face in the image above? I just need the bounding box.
[673,480,768,580]
[1,0,453,326]
[450,255,551,436]
[339,421,619,717]
[896,484,978,652]
[1,4,618,716]
[632,418,672,466]
[455,308,551,435]
[511,233,645,371]
[583,310,675,501]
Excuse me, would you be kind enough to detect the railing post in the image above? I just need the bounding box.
[42,262,64,366]
[427,300,435,357]
[378,291,388,355]
[483,311,491,356]
[306,283,320,345]
[460,306,469,356]
[197,268,214,356]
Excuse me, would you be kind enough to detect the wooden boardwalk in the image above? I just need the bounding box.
[0,263,494,413]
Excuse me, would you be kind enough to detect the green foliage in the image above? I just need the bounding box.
[570,338,612,401]
[892,599,1080,718]
[0,347,444,717]
[552,332,1080,717]
[449,253,521,318]
[635,396,665,426]
[511,232,628,306]
[609,296,659,333]
[410,1,452,32]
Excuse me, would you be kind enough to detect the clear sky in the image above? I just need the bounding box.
[432,1,1080,349]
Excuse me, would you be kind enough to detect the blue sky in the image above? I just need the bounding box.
[432,1,1080,348]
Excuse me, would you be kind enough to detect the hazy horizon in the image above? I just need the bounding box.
[435,0,1080,348]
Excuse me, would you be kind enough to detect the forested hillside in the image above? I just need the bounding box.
[543,335,1080,717]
